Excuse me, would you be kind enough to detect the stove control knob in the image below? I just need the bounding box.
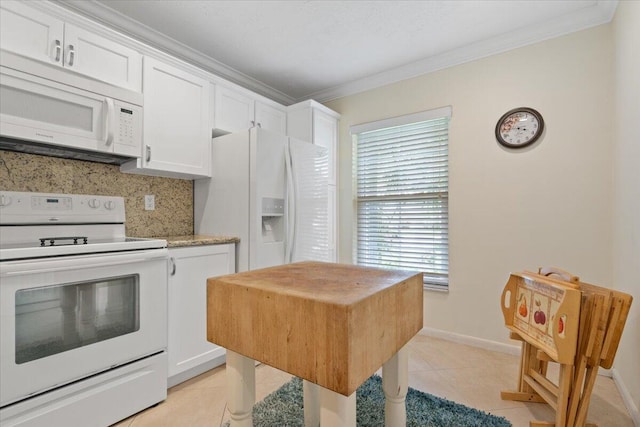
[88,198,100,209]
[0,194,12,207]
[104,200,116,210]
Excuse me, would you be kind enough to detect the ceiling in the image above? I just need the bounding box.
[57,0,617,105]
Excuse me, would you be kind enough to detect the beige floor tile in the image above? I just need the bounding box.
[126,385,228,427]
[583,376,636,427]
[406,346,437,372]
[170,364,227,393]
[490,405,557,427]
[408,369,467,403]
[430,367,521,412]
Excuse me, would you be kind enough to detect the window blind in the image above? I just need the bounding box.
[354,113,450,290]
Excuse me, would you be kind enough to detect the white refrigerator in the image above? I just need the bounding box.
[194,127,329,272]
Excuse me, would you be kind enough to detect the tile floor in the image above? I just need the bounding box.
[112,333,634,427]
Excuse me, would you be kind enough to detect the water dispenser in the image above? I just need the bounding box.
[261,197,284,243]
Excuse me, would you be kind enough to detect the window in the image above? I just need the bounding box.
[351,107,451,290]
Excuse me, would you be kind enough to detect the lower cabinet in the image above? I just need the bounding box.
[167,244,235,387]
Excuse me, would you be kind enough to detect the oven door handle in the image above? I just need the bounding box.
[0,249,168,276]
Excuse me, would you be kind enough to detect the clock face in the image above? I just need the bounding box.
[495,108,544,148]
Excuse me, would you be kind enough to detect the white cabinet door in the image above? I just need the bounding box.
[168,244,235,386]
[0,1,142,92]
[135,56,210,178]
[0,1,64,66]
[213,84,287,135]
[214,85,254,133]
[312,109,338,186]
[63,24,142,92]
[255,101,287,134]
[287,101,339,185]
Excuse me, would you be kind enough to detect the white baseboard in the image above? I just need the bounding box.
[612,368,640,427]
[418,327,612,378]
[419,326,521,356]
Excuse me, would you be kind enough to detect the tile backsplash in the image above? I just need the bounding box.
[0,150,193,237]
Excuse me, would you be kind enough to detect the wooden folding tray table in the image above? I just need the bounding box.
[500,267,632,427]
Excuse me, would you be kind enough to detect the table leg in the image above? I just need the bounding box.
[382,345,408,427]
[226,350,255,427]
[319,386,356,426]
[303,380,321,427]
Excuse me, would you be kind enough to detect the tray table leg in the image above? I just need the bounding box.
[382,345,409,427]
[555,364,574,427]
[226,350,256,427]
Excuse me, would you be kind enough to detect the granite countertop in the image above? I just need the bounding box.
[157,234,240,248]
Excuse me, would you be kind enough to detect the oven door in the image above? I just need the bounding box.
[0,248,167,407]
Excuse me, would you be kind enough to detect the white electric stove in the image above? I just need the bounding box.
[0,191,168,427]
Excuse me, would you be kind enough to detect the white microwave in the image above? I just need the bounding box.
[0,65,142,161]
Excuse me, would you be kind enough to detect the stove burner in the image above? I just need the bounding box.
[39,236,89,247]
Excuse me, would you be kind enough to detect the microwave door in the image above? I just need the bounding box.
[0,66,108,153]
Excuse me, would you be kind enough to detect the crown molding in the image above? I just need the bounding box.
[53,0,617,105]
[308,0,619,103]
[53,0,296,105]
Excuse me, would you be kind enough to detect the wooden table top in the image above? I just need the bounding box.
[207,261,423,395]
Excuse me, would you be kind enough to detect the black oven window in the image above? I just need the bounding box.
[14,275,140,364]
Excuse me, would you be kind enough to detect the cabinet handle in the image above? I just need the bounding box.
[145,145,151,162]
[169,257,176,276]
[257,122,262,128]
[250,120,255,127]
[54,40,62,63]
[67,44,75,66]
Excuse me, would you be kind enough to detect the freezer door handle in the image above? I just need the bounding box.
[285,145,295,263]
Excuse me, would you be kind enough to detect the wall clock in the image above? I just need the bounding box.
[495,107,544,149]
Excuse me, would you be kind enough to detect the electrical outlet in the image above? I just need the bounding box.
[144,195,155,211]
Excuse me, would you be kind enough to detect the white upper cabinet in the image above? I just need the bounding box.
[62,25,142,92]
[287,100,340,185]
[0,1,142,92]
[0,1,64,65]
[312,109,339,186]
[212,84,286,135]
[255,101,288,135]
[121,56,210,179]
[213,85,253,133]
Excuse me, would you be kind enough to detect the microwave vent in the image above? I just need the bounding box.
[0,138,132,165]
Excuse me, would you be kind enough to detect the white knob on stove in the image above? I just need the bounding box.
[104,200,116,210]
[0,194,12,207]
[88,198,100,209]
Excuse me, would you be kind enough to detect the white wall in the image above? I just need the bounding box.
[612,0,640,421]
[326,25,614,345]
[327,17,640,421]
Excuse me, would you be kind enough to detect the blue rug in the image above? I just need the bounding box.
[224,374,511,426]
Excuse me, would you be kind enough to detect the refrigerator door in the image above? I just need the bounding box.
[194,130,251,271]
[250,128,287,270]
[194,128,286,272]
[286,138,329,263]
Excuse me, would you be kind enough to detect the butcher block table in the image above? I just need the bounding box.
[207,261,423,427]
